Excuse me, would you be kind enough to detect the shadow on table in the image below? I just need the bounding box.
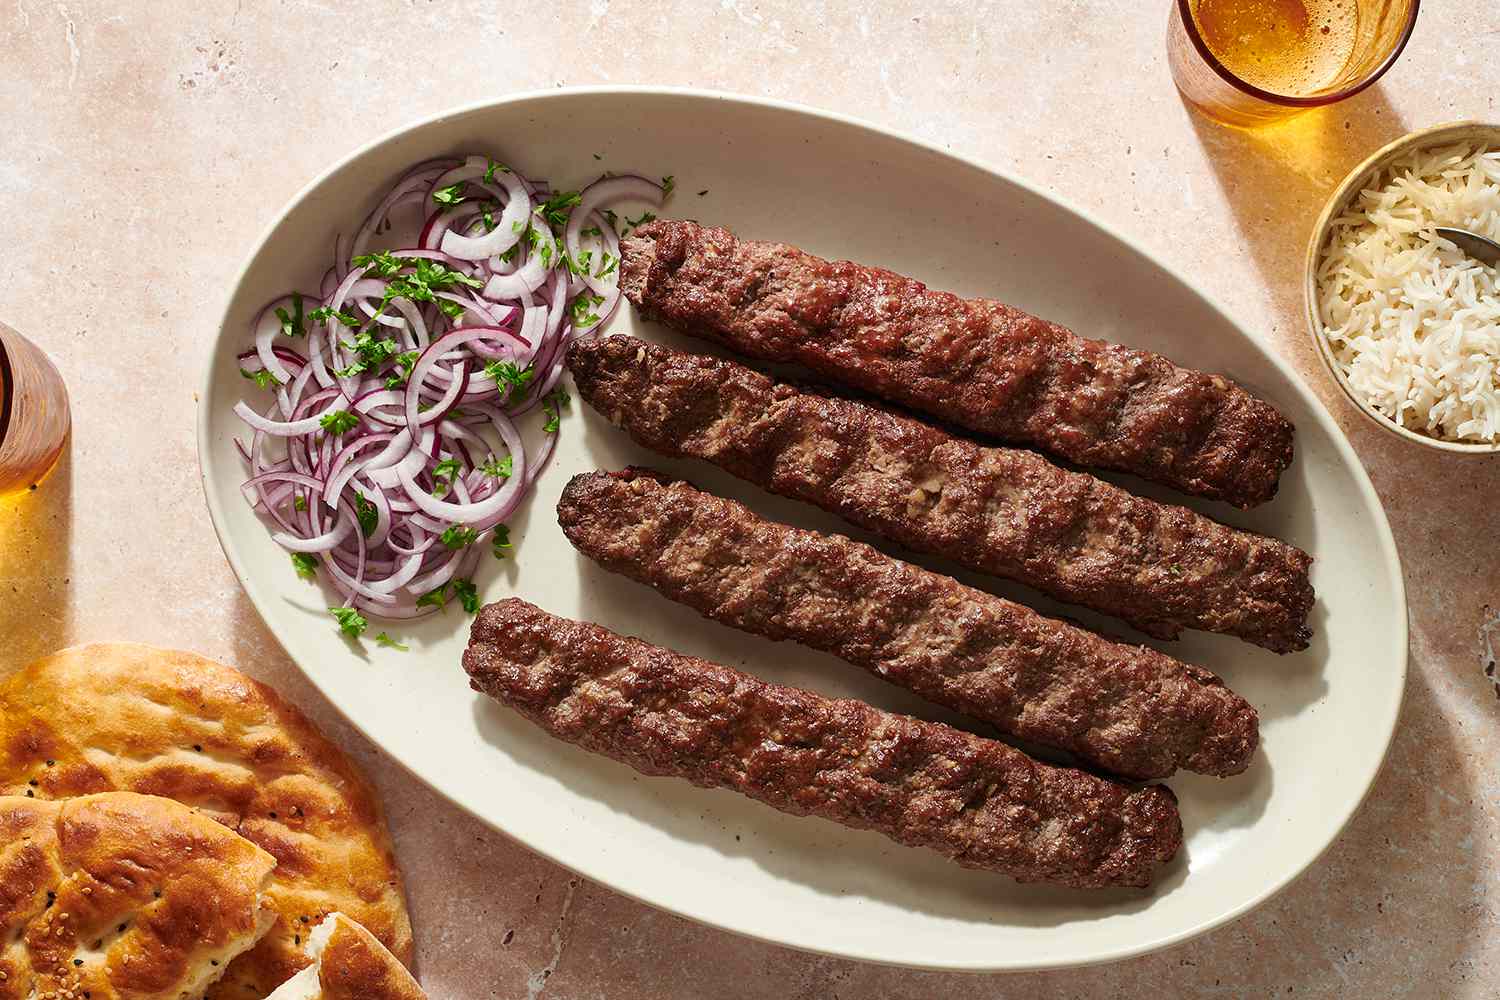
[0,442,73,676]
[1185,84,1409,373]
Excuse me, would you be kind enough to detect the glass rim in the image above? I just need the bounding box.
[1175,0,1421,108]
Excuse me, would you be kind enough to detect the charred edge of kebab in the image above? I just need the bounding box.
[557,467,1260,780]
[464,597,1184,889]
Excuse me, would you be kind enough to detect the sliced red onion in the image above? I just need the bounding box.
[235,151,639,632]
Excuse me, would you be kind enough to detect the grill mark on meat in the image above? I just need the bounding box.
[464,598,1184,887]
[565,336,1314,652]
[556,469,1260,779]
[621,220,1295,508]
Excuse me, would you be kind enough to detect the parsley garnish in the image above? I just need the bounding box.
[595,253,618,279]
[308,305,359,328]
[353,250,406,278]
[661,175,675,197]
[537,190,582,232]
[437,298,467,322]
[431,457,462,497]
[291,553,318,579]
[602,208,619,228]
[334,331,400,378]
[479,455,513,479]
[498,243,520,264]
[432,182,467,208]
[330,606,368,640]
[697,188,709,197]
[483,160,509,183]
[293,494,308,512]
[352,491,378,538]
[484,360,535,402]
[491,524,513,560]
[452,578,480,614]
[374,632,409,651]
[441,525,479,550]
[240,367,280,389]
[593,152,603,161]
[624,210,657,229]
[319,410,360,435]
[384,350,419,389]
[542,388,570,433]
[568,292,605,330]
[415,584,449,610]
[275,293,306,338]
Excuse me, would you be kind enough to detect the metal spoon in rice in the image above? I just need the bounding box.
[1436,227,1500,267]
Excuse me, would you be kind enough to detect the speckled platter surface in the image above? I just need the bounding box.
[198,88,1406,971]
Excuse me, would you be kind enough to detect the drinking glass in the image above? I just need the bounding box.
[0,321,70,496]
[1168,0,1421,128]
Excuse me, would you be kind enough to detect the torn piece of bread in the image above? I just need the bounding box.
[266,914,426,1000]
[0,791,277,1000]
[0,643,413,999]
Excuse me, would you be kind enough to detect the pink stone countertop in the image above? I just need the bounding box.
[2,2,1496,997]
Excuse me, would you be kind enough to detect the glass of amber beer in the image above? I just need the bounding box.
[0,321,69,496]
[1168,0,1420,127]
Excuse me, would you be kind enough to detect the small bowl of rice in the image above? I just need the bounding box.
[1307,121,1500,452]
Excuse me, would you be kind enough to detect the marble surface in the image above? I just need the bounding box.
[2,2,1496,996]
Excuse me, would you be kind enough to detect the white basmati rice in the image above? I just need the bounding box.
[1316,142,1500,442]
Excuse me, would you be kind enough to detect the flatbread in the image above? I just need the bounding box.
[0,644,414,999]
[0,791,277,1000]
[266,913,427,1000]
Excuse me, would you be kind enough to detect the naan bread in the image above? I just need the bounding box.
[0,644,413,999]
[266,913,427,1000]
[0,792,277,1000]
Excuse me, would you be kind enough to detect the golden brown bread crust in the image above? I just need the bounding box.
[0,792,277,1000]
[0,644,413,999]
[315,915,426,1000]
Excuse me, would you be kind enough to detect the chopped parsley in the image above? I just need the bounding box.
[293,494,308,512]
[352,491,378,538]
[697,188,709,197]
[568,292,605,330]
[432,182,467,208]
[240,367,280,389]
[352,250,407,278]
[491,524,513,560]
[661,175,675,197]
[484,360,535,403]
[483,159,509,183]
[415,584,449,610]
[431,458,463,497]
[594,252,619,279]
[542,387,570,433]
[319,410,360,435]
[275,293,306,338]
[438,298,468,322]
[308,305,360,328]
[291,553,318,579]
[452,578,480,614]
[537,190,582,232]
[593,152,603,161]
[440,525,479,550]
[497,243,520,264]
[479,454,513,479]
[624,209,657,229]
[329,606,368,640]
[334,331,400,378]
[374,632,409,651]
[384,350,420,389]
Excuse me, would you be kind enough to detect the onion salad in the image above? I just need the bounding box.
[234,154,669,645]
